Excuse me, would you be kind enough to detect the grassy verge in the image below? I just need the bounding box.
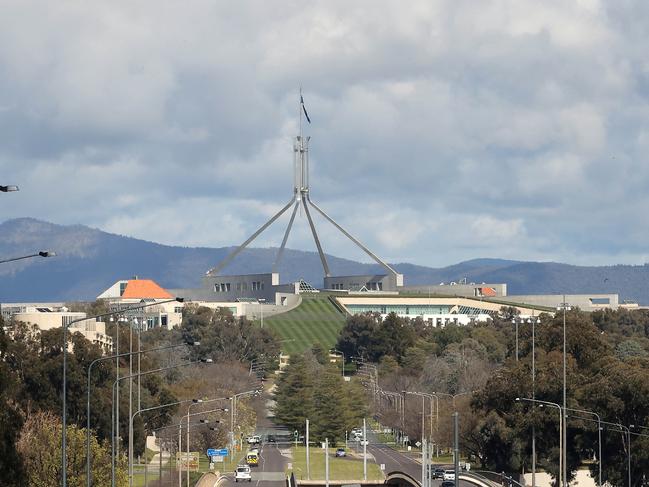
[288,446,384,481]
[131,449,246,486]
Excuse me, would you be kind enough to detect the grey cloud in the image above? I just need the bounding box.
[1,0,649,269]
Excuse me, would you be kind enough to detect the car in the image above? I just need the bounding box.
[443,470,456,481]
[247,435,261,444]
[441,481,455,487]
[335,448,346,457]
[267,435,276,443]
[235,465,252,482]
[359,439,368,446]
[249,446,260,454]
[432,468,445,479]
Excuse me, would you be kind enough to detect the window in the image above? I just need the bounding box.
[241,282,247,291]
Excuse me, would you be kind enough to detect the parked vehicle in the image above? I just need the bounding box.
[441,481,455,487]
[443,470,456,481]
[335,448,346,457]
[235,465,252,482]
[247,435,261,444]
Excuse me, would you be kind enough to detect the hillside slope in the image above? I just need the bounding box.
[0,218,647,303]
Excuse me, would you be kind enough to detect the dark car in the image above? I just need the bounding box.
[432,468,445,479]
[267,435,276,443]
[441,481,455,487]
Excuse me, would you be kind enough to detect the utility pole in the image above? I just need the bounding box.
[421,439,426,487]
[363,418,367,481]
[453,412,459,482]
[325,438,330,487]
[306,419,310,480]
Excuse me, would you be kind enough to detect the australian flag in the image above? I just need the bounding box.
[300,94,311,123]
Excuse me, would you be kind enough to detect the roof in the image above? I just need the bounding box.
[121,279,173,299]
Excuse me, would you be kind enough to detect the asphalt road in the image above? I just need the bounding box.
[361,431,473,487]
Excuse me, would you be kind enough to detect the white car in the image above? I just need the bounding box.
[443,470,456,481]
[235,465,252,482]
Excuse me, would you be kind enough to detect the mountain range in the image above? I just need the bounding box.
[1,218,648,304]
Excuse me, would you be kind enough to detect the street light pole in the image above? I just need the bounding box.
[186,400,204,487]
[512,318,519,361]
[63,297,183,487]
[110,359,212,487]
[516,398,563,487]
[128,398,202,486]
[564,408,601,487]
[0,250,56,264]
[559,297,571,487]
[86,341,199,487]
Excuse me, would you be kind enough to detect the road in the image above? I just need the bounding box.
[219,394,290,487]
[362,431,473,487]
[219,441,288,487]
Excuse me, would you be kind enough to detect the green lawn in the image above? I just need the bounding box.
[266,295,347,354]
[288,446,384,481]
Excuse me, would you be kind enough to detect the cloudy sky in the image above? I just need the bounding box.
[1,0,648,268]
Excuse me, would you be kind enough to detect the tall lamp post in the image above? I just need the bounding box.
[63,296,184,487]
[110,358,213,487]
[565,408,602,487]
[128,398,203,486]
[404,391,427,445]
[516,398,563,487]
[186,400,204,487]
[0,250,56,264]
[86,340,200,487]
[558,297,571,487]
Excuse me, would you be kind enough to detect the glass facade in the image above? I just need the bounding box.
[347,304,452,315]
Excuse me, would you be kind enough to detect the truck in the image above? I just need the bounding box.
[246,451,259,467]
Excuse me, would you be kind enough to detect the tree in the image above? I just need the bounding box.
[312,367,348,444]
[273,354,316,432]
[336,313,380,361]
[180,305,279,363]
[0,321,25,486]
[16,410,127,487]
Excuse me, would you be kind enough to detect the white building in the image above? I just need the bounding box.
[8,305,113,352]
[97,278,184,329]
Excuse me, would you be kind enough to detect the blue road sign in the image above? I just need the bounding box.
[207,448,228,457]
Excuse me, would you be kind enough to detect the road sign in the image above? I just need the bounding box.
[176,452,199,472]
[212,455,225,463]
[415,441,421,447]
[380,464,386,471]
[207,448,228,457]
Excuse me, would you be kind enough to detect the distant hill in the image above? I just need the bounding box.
[0,218,648,304]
